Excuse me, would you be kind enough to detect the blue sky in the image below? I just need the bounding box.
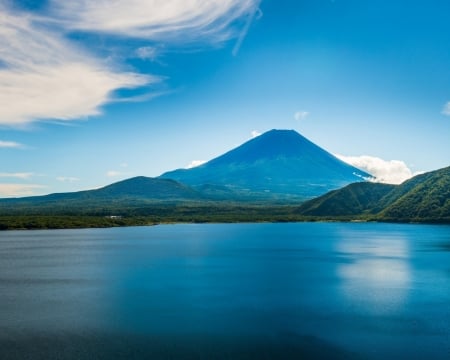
[1,0,449,196]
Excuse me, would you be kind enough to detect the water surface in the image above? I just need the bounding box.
[0,223,449,359]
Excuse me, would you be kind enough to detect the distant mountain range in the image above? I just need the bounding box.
[296,166,450,223]
[160,129,370,200]
[1,129,449,225]
[2,129,371,207]
[0,177,204,214]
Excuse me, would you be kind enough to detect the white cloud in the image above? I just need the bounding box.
[56,176,80,183]
[442,101,450,116]
[232,4,262,56]
[0,4,154,126]
[50,0,261,42]
[251,130,261,138]
[0,140,24,148]
[106,170,123,177]
[335,154,422,185]
[0,172,34,179]
[0,2,260,126]
[106,162,134,177]
[0,184,46,197]
[186,160,206,169]
[294,111,309,121]
[135,46,160,61]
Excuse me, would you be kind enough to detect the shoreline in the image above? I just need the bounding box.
[1,215,449,231]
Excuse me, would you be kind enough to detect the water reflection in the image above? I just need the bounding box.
[1,224,450,359]
[336,233,411,314]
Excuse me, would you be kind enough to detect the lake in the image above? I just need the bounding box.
[0,223,449,359]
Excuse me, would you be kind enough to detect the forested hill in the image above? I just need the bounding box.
[379,166,450,222]
[296,166,450,223]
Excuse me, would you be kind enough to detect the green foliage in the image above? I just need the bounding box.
[296,166,450,224]
[296,182,395,216]
[0,204,316,230]
[380,166,450,222]
[0,215,152,230]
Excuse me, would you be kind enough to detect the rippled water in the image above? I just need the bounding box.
[0,223,449,359]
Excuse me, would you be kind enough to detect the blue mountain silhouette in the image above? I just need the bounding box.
[160,129,371,200]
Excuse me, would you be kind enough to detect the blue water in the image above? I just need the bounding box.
[0,223,449,359]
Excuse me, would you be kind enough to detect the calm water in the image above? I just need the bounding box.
[0,223,449,359]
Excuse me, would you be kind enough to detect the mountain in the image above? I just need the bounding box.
[1,161,448,226]
[296,166,450,223]
[1,130,371,208]
[0,177,202,214]
[296,182,396,216]
[160,129,371,200]
[379,166,450,221]
[86,176,201,200]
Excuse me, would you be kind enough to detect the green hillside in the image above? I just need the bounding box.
[0,177,204,215]
[296,166,450,223]
[295,182,395,216]
[379,166,450,222]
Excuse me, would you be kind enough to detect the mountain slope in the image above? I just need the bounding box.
[296,166,450,222]
[161,129,371,200]
[380,166,450,221]
[90,176,200,200]
[0,177,202,214]
[296,182,396,216]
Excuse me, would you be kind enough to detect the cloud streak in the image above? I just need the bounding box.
[56,176,80,183]
[294,111,309,121]
[0,5,151,126]
[0,184,46,197]
[0,172,34,179]
[442,101,450,116]
[232,2,261,56]
[106,170,123,178]
[50,0,260,42]
[336,154,422,185]
[0,1,259,126]
[0,140,24,148]
[135,46,160,61]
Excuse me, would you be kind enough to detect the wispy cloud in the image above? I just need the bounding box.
[135,46,160,61]
[106,170,123,178]
[0,5,151,126]
[0,1,259,126]
[56,176,80,183]
[0,140,24,148]
[251,130,261,138]
[336,154,422,185]
[50,0,261,42]
[106,162,134,177]
[0,172,34,179]
[442,101,450,116]
[232,2,262,56]
[0,184,46,197]
[186,160,206,169]
[294,111,309,121]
